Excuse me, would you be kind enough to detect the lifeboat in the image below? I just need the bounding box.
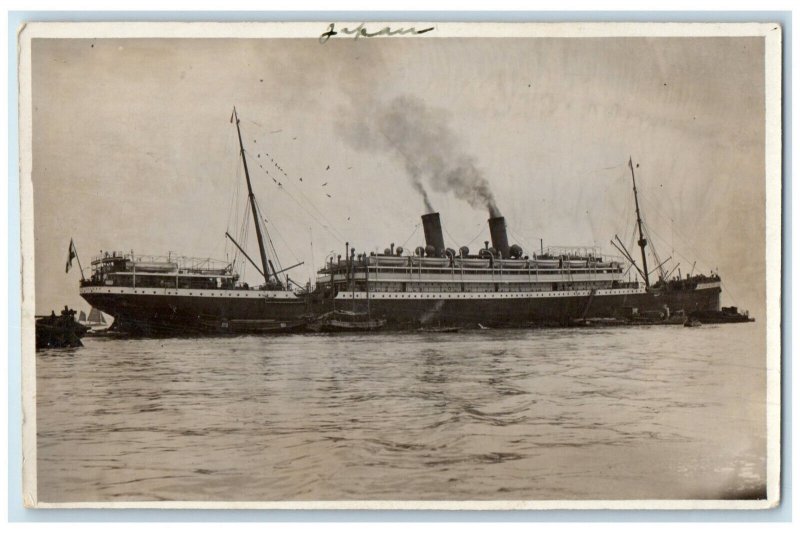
[458,258,491,268]
[530,259,560,268]
[370,256,409,267]
[496,259,527,269]
[411,257,450,268]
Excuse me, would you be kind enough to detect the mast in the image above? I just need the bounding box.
[233,107,271,286]
[628,157,650,288]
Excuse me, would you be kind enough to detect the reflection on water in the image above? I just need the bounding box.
[36,324,767,502]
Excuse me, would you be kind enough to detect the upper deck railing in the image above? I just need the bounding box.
[317,253,625,276]
[90,251,233,274]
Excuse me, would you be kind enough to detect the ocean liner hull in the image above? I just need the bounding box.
[80,286,308,335]
[314,283,722,329]
[81,282,720,334]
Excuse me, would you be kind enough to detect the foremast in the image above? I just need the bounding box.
[233,106,272,287]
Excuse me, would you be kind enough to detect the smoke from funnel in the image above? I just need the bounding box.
[345,94,500,217]
[410,175,434,214]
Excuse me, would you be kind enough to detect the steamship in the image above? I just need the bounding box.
[308,209,721,329]
[79,108,309,335]
[79,110,722,334]
[312,157,723,328]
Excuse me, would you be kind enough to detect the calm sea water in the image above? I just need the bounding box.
[36,323,767,503]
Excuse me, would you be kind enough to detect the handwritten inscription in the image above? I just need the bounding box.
[319,23,434,44]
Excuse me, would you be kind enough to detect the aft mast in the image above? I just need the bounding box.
[628,157,650,289]
[233,107,272,287]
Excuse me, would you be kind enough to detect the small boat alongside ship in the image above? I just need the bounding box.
[199,317,310,334]
[73,109,749,336]
[689,306,755,324]
[308,310,386,333]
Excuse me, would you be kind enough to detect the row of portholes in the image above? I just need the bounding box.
[338,290,641,299]
[98,288,281,298]
[92,287,640,298]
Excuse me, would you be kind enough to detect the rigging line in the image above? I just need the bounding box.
[441,222,460,250]
[286,184,346,240]
[256,197,301,265]
[276,183,347,243]
[719,279,741,307]
[642,224,665,280]
[252,152,342,242]
[238,196,250,242]
[237,200,251,279]
[400,224,421,249]
[244,147,348,242]
[225,134,238,233]
[309,226,316,285]
[637,192,681,237]
[465,222,488,246]
[643,219,714,275]
[253,144,344,234]
[622,263,634,278]
[243,118,265,129]
[637,190,702,258]
[252,198,284,275]
[226,149,243,257]
[627,217,638,256]
[507,227,532,253]
[254,147,347,240]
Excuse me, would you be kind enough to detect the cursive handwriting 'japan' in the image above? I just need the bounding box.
[319,23,435,44]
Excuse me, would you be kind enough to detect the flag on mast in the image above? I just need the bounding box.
[65,239,77,273]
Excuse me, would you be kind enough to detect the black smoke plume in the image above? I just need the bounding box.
[347,94,501,217]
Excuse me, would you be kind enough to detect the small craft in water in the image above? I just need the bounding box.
[200,317,309,334]
[310,310,386,332]
[689,306,754,324]
[36,306,89,349]
[417,326,461,333]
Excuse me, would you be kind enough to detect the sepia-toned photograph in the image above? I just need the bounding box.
[18,21,781,509]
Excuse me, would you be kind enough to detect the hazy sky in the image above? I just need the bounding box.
[31,35,766,317]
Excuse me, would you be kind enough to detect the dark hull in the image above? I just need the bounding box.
[82,284,720,335]
[688,310,755,324]
[329,286,721,328]
[81,291,308,335]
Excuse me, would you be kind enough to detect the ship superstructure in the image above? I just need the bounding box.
[311,211,721,328]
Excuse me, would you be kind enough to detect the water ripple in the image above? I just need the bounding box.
[36,324,767,502]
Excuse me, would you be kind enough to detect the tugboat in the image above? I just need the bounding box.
[35,306,89,349]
